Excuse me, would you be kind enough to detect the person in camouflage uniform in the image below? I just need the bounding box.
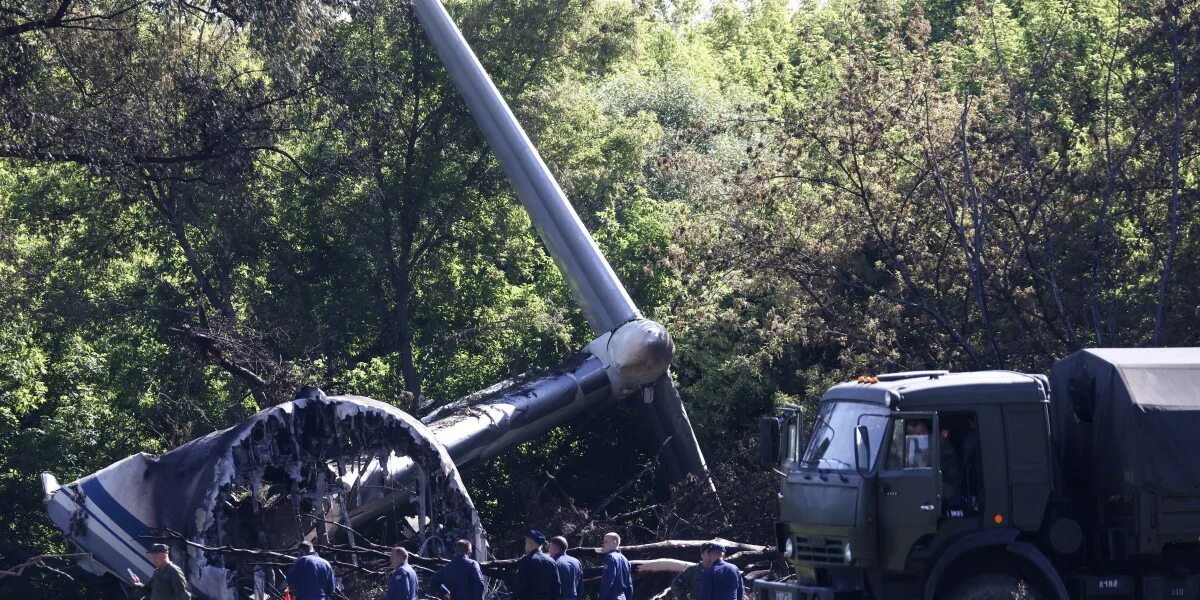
[130,544,191,600]
[670,561,704,600]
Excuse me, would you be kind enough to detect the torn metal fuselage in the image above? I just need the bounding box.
[44,390,483,600]
[42,319,675,600]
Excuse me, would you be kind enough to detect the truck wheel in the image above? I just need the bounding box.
[943,573,1041,600]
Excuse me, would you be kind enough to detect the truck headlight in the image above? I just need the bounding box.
[784,537,794,558]
[843,543,853,564]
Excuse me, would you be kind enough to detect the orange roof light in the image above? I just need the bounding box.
[994,514,1004,525]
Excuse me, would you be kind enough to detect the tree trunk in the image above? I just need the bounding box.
[1152,1,1183,345]
[393,274,423,410]
[958,97,1002,368]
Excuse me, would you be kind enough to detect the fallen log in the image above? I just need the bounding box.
[465,541,776,580]
[569,539,768,562]
[631,558,692,574]
[724,549,778,567]
[744,569,772,582]
[650,587,673,600]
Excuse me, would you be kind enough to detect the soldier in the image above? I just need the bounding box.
[514,530,560,600]
[286,541,336,600]
[669,559,704,600]
[698,543,743,600]
[599,533,633,600]
[904,419,962,499]
[129,543,191,600]
[386,546,419,600]
[430,539,486,600]
[547,536,583,600]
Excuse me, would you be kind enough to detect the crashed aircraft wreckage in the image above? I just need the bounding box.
[43,390,484,599]
[40,1,709,599]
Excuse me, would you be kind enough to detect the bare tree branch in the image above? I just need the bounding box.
[0,553,90,580]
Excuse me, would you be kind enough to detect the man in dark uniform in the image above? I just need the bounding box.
[547,536,583,600]
[430,539,486,600]
[698,543,743,600]
[386,546,419,600]
[513,530,560,600]
[599,533,633,600]
[286,541,336,600]
[129,543,191,600]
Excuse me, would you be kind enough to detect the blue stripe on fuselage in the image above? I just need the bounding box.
[50,495,129,576]
[58,490,155,574]
[80,478,154,555]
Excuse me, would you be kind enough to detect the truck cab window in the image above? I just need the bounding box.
[886,418,934,470]
[939,412,981,516]
[802,402,891,470]
[885,412,979,516]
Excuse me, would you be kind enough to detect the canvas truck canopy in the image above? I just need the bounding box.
[1050,348,1200,498]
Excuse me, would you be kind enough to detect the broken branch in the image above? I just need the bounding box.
[0,553,90,580]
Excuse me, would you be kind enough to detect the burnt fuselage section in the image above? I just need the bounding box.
[45,390,482,600]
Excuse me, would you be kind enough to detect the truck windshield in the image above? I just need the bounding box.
[802,401,891,471]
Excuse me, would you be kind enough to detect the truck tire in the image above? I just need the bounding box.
[943,573,1041,600]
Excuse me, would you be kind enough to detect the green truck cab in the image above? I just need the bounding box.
[757,349,1200,600]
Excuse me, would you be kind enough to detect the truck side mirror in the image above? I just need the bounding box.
[759,417,781,465]
[854,425,871,475]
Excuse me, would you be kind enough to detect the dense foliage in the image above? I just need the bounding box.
[0,0,1195,596]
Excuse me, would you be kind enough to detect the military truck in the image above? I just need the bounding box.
[755,349,1200,600]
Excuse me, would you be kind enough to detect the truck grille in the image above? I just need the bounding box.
[793,536,846,564]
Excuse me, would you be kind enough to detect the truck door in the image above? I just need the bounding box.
[877,412,941,572]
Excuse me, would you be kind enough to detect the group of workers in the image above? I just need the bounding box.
[385,530,744,600]
[126,531,744,600]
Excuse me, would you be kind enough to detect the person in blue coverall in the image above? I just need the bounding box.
[599,533,633,600]
[698,543,743,600]
[514,530,560,600]
[547,536,583,600]
[430,539,486,600]
[286,541,336,600]
[386,546,419,600]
